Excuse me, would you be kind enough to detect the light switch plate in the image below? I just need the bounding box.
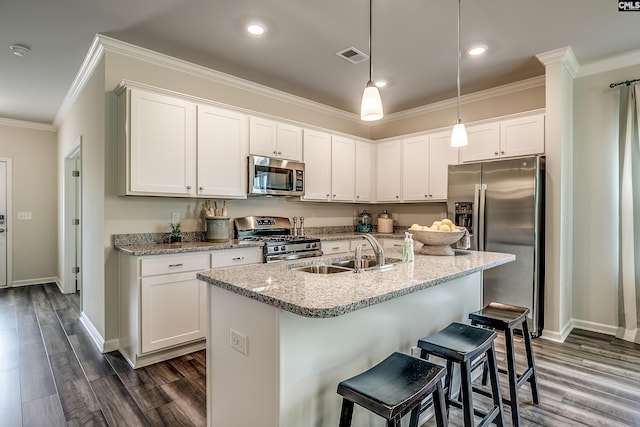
[171,212,180,224]
[17,211,32,220]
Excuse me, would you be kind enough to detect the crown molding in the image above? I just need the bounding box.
[578,48,640,77]
[536,46,580,78]
[53,35,106,127]
[0,117,56,132]
[381,75,545,123]
[95,34,359,122]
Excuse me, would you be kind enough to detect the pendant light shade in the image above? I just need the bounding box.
[361,80,383,121]
[451,121,468,147]
[361,0,383,121]
[451,0,468,147]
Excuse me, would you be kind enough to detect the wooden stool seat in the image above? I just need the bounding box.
[469,302,540,427]
[417,322,505,427]
[337,352,448,427]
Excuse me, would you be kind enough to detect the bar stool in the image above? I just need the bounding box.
[417,322,504,427]
[469,302,540,427]
[337,352,448,427]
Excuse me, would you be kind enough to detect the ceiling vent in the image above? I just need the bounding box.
[336,47,369,64]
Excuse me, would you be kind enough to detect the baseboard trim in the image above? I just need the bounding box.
[571,318,618,336]
[79,312,119,353]
[540,319,574,343]
[10,277,59,287]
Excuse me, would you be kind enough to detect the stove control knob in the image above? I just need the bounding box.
[281,245,286,251]
[273,247,279,252]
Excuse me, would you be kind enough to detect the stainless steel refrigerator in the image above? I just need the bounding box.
[447,156,544,336]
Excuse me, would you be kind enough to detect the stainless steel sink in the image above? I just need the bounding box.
[331,258,379,270]
[294,265,353,274]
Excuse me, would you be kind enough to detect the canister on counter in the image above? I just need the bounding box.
[377,210,394,233]
[205,216,230,242]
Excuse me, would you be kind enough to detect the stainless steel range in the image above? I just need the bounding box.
[234,216,323,263]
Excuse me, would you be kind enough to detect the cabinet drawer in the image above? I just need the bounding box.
[383,238,404,250]
[141,253,209,277]
[211,247,262,268]
[322,240,351,255]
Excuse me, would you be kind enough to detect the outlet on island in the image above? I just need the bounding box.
[230,328,248,355]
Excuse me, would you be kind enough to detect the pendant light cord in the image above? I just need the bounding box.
[369,0,373,82]
[456,0,461,122]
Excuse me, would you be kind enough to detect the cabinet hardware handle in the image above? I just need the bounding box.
[396,195,399,199]
[326,194,330,198]
[494,152,499,156]
[278,151,282,155]
[500,150,505,155]
[199,186,204,191]
[332,194,336,197]
[232,257,245,261]
[332,247,340,250]
[187,185,192,190]
[356,195,360,199]
[168,263,183,268]
[273,150,277,154]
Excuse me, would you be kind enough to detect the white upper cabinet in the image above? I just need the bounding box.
[123,88,197,196]
[249,116,303,161]
[460,113,544,162]
[427,130,460,200]
[331,136,355,202]
[302,129,332,201]
[376,139,402,202]
[118,85,249,198]
[197,105,248,198]
[402,135,430,201]
[355,141,373,203]
[401,132,459,202]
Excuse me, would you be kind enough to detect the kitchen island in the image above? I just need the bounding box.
[197,249,514,427]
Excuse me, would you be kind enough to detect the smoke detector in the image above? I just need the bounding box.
[336,47,369,64]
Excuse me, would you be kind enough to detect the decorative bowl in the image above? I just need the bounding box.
[410,227,466,256]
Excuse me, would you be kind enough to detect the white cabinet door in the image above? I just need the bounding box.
[276,122,303,161]
[302,129,332,201]
[402,135,430,201]
[249,117,302,161]
[197,105,248,198]
[128,89,197,195]
[141,272,206,353]
[459,122,500,163]
[249,116,278,158]
[428,131,459,201]
[500,114,544,157]
[331,136,355,202]
[355,141,373,203]
[376,140,402,202]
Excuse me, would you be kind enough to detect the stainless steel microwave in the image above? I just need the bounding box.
[248,155,305,196]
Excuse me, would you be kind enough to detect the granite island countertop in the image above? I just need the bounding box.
[197,249,514,318]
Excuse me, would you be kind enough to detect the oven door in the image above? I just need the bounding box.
[248,155,304,196]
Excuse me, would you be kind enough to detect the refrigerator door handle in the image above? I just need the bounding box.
[472,184,480,250]
[478,183,487,251]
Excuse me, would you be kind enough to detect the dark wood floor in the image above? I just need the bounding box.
[2,284,640,426]
[0,283,205,426]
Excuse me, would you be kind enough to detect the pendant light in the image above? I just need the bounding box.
[361,0,383,121]
[451,0,468,147]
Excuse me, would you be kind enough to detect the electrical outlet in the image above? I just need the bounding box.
[17,211,32,220]
[171,212,180,224]
[410,346,421,357]
[392,212,398,220]
[230,328,248,355]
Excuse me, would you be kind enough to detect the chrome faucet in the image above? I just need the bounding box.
[354,244,364,273]
[362,233,385,267]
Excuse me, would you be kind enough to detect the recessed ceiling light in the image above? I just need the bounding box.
[246,22,266,36]
[467,44,487,57]
[374,80,387,88]
[10,43,31,57]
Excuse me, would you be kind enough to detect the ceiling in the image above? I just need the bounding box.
[2,0,639,124]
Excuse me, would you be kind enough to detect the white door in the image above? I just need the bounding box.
[0,161,7,286]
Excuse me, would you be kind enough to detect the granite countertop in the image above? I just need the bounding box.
[114,232,405,256]
[197,249,515,318]
[114,239,263,256]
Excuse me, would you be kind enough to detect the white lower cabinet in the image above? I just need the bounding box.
[141,271,206,353]
[119,247,262,368]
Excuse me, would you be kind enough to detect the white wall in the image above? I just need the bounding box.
[571,63,640,333]
[0,121,57,285]
[57,61,108,340]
